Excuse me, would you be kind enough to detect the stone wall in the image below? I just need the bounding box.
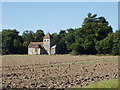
[51,45,56,55]
[43,39,50,55]
[28,48,41,55]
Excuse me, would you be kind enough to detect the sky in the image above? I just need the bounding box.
[2,2,118,35]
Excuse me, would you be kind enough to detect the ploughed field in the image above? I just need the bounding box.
[2,55,118,88]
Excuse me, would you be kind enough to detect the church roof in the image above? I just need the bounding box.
[28,42,43,48]
[43,33,53,39]
[51,45,56,48]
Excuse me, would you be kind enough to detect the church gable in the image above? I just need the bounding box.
[28,33,56,55]
[28,42,43,48]
[43,33,53,39]
[28,42,44,55]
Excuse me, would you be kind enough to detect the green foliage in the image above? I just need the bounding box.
[65,28,75,50]
[95,34,114,54]
[1,29,45,54]
[67,13,112,55]
[111,30,120,55]
[2,29,22,54]
[72,79,118,89]
[83,13,97,24]
[69,50,78,55]
[34,29,44,42]
[52,33,59,45]
[22,30,34,42]
[1,13,119,55]
[83,79,118,88]
[52,30,69,54]
[95,30,120,55]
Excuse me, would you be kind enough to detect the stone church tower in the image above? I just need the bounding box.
[28,33,56,55]
[43,33,54,55]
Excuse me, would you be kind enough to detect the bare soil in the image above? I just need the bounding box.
[1,55,118,89]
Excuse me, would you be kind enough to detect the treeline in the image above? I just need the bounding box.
[1,13,120,55]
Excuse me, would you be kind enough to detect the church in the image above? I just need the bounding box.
[28,33,56,55]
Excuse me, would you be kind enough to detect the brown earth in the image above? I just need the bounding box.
[1,55,118,89]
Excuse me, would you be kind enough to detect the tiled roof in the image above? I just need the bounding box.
[28,42,43,48]
[43,33,53,39]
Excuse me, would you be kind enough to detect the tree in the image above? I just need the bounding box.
[65,28,75,52]
[95,34,114,54]
[94,30,120,55]
[13,35,26,54]
[69,13,112,55]
[70,38,84,55]
[21,30,34,54]
[111,30,120,55]
[22,30,34,42]
[2,13,118,55]
[56,30,69,54]
[112,41,120,55]
[83,13,97,24]
[34,29,44,42]
[52,33,59,45]
[2,29,23,54]
[57,40,68,54]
